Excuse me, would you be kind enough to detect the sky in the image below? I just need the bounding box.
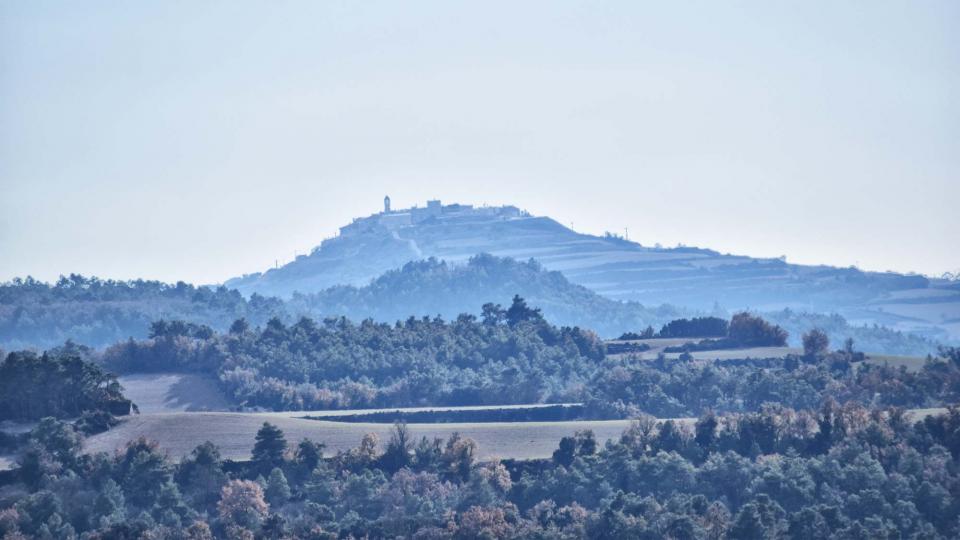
[1,1,958,285]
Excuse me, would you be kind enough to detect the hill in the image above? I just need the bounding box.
[2,257,938,355]
[287,254,683,338]
[290,254,937,354]
[0,275,285,349]
[225,199,960,343]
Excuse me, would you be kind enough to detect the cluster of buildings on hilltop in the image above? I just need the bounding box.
[338,196,525,236]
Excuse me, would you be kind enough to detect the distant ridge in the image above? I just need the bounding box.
[286,254,685,338]
[227,199,960,343]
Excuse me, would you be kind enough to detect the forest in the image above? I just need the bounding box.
[0,301,959,538]
[0,256,940,356]
[0,275,284,350]
[0,349,129,425]
[1,403,958,538]
[95,302,960,418]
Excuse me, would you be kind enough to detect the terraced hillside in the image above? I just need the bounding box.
[226,201,960,342]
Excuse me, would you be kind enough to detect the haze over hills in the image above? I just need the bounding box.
[227,199,960,342]
[1,254,937,355]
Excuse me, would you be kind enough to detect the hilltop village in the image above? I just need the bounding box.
[338,197,527,237]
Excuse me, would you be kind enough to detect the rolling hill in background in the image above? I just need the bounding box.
[288,254,685,337]
[227,200,960,343]
[2,253,938,355]
[288,254,938,356]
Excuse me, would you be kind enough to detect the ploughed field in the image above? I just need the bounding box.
[84,409,644,462]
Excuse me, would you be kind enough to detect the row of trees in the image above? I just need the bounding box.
[3,404,958,538]
[619,316,730,340]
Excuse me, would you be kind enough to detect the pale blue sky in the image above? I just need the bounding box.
[1,1,957,284]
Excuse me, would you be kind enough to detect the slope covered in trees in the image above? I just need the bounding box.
[289,254,938,355]
[0,348,130,436]
[99,298,960,417]
[225,201,960,343]
[0,275,285,349]
[0,261,941,356]
[287,255,683,339]
[102,297,606,411]
[2,404,959,538]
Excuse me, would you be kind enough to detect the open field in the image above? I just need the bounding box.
[85,411,644,462]
[119,373,235,413]
[663,346,800,361]
[605,337,700,359]
[82,406,948,465]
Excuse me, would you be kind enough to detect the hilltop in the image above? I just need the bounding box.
[227,199,960,342]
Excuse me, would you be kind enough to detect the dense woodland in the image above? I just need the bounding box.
[1,404,958,538]
[0,276,284,350]
[102,297,605,411]
[0,301,959,537]
[95,303,960,418]
[1,257,940,356]
[584,346,960,419]
[0,349,128,426]
[287,255,683,341]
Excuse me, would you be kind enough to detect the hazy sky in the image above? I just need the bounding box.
[2,1,957,285]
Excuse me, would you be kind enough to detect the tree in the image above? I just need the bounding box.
[229,318,250,335]
[552,436,577,467]
[295,439,325,477]
[177,441,227,510]
[505,295,544,326]
[695,411,719,452]
[265,468,291,507]
[729,313,789,347]
[381,422,413,472]
[260,514,287,539]
[481,303,505,325]
[441,432,477,483]
[116,437,173,509]
[217,480,269,531]
[185,521,214,540]
[93,479,126,527]
[28,418,82,469]
[803,329,830,358]
[252,422,287,472]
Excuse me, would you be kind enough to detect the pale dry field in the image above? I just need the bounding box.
[83,406,946,465]
[119,373,235,413]
[663,346,800,361]
[84,411,645,462]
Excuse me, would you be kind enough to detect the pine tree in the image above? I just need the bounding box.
[265,468,291,507]
[252,423,287,472]
[94,479,126,527]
